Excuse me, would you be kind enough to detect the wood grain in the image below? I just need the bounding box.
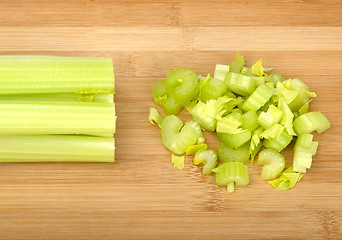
[0,0,341,239]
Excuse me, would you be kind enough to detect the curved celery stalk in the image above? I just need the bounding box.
[293,112,331,135]
[193,149,218,175]
[0,135,114,162]
[218,142,249,164]
[263,128,293,152]
[186,143,208,155]
[217,130,251,149]
[0,56,114,95]
[225,72,257,96]
[257,149,285,180]
[171,154,185,170]
[152,68,198,115]
[241,84,273,112]
[161,115,203,155]
[0,101,116,137]
[212,162,249,193]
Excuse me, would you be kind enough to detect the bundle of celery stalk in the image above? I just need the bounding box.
[0,56,116,162]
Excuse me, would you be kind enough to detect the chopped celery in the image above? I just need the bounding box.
[257,149,285,180]
[218,142,249,164]
[193,149,218,175]
[268,73,285,83]
[261,124,284,140]
[152,68,198,115]
[251,58,264,77]
[241,84,273,112]
[0,101,116,137]
[293,111,331,135]
[283,79,315,112]
[216,115,242,134]
[0,135,115,162]
[198,75,228,102]
[171,154,185,170]
[225,72,257,96]
[229,53,245,73]
[186,143,208,155]
[161,115,203,155]
[250,127,264,163]
[241,111,259,132]
[0,56,114,95]
[278,97,296,136]
[218,130,251,149]
[214,64,230,82]
[268,166,303,190]
[263,128,293,152]
[149,107,164,129]
[258,105,283,129]
[212,162,249,193]
[293,134,318,173]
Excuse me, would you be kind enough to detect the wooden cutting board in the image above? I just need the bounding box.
[0,1,341,239]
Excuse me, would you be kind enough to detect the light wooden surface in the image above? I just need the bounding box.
[0,1,341,239]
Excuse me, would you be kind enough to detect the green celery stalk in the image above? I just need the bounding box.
[0,101,116,136]
[0,56,115,95]
[0,135,114,162]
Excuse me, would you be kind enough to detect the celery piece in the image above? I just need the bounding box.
[268,74,285,83]
[257,149,285,180]
[171,154,185,170]
[258,105,283,129]
[268,166,303,190]
[218,142,249,164]
[186,143,208,155]
[293,134,319,173]
[225,72,257,96]
[161,115,203,155]
[229,53,245,73]
[152,68,198,115]
[217,130,251,149]
[251,58,264,77]
[241,84,273,112]
[148,107,164,129]
[212,162,249,193]
[250,127,264,163]
[193,149,218,175]
[0,56,114,95]
[198,75,228,102]
[283,79,315,112]
[241,111,259,133]
[223,90,237,98]
[214,64,230,82]
[0,135,114,162]
[0,101,115,137]
[298,100,311,115]
[263,128,293,152]
[261,124,285,140]
[278,97,296,136]
[293,112,331,135]
[216,115,243,134]
[0,93,114,103]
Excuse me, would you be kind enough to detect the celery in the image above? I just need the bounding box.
[263,128,293,152]
[186,143,208,155]
[251,58,264,77]
[258,105,283,129]
[225,72,257,96]
[198,76,228,102]
[193,149,218,175]
[161,115,203,155]
[218,130,251,149]
[0,101,115,136]
[250,127,264,163]
[268,166,303,190]
[148,107,164,129]
[229,53,245,73]
[152,68,198,115]
[293,112,331,135]
[241,111,259,132]
[241,84,273,112]
[216,115,242,134]
[218,142,249,164]
[171,154,185,170]
[213,162,249,193]
[278,97,296,136]
[257,149,285,180]
[214,64,230,82]
[0,135,114,162]
[293,134,318,173]
[0,56,114,95]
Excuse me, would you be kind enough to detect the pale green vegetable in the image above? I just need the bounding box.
[257,149,285,180]
[258,105,283,129]
[225,72,257,96]
[293,111,331,135]
[213,162,249,193]
[171,154,185,170]
[161,115,203,155]
[293,134,318,173]
[229,53,245,73]
[186,143,208,155]
[218,130,251,149]
[268,166,304,190]
[193,149,218,175]
[251,58,264,77]
[148,107,164,129]
[218,142,249,163]
[241,84,273,112]
[214,64,230,82]
[0,135,115,162]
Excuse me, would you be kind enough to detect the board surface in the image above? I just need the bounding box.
[0,1,341,239]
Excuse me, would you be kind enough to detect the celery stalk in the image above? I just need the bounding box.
[0,56,114,95]
[193,149,218,175]
[0,101,116,136]
[0,135,114,162]
[257,149,285,180]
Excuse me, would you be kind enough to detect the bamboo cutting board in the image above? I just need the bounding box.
[0,1,341,239]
